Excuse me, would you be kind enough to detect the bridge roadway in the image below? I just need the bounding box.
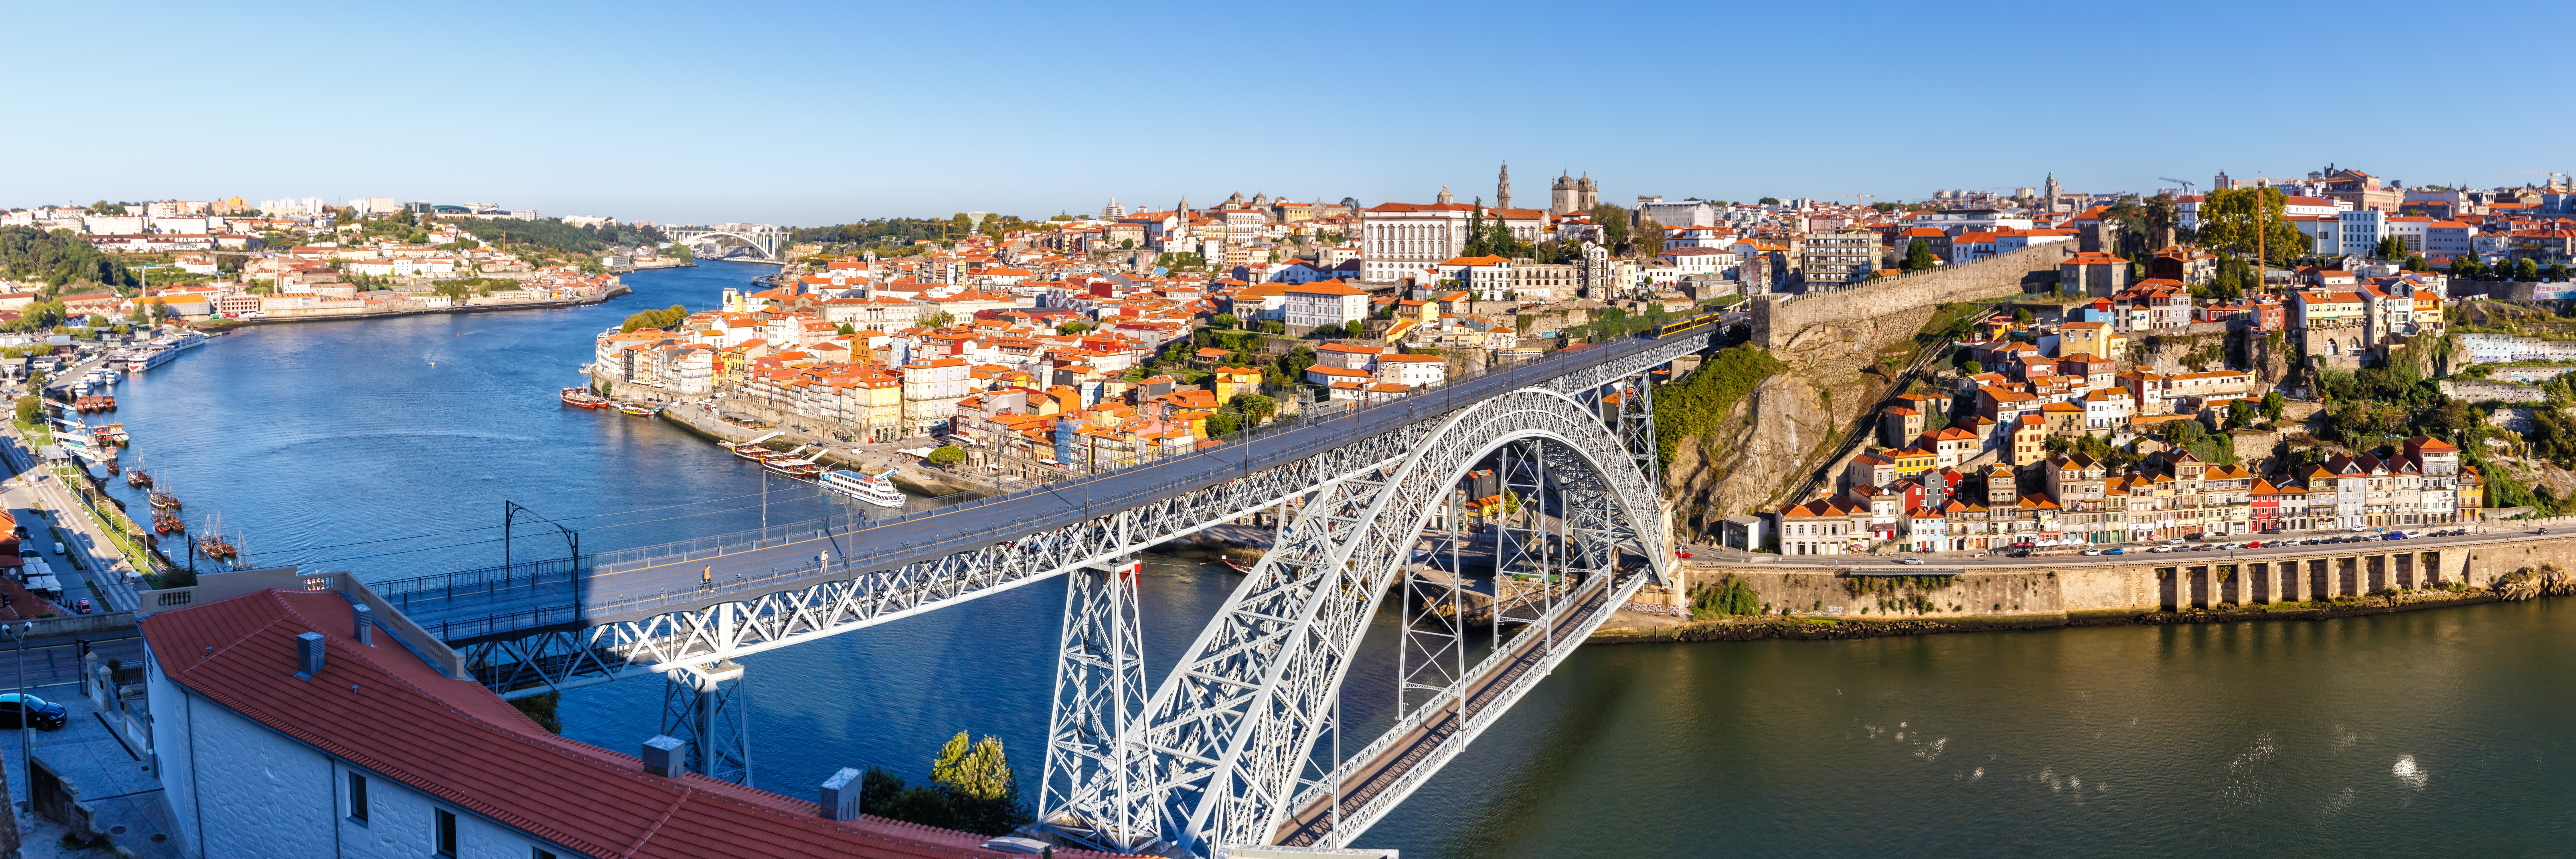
[1272,570,1619,848]
[399,330,1706,642]
[1676,524,2528,570]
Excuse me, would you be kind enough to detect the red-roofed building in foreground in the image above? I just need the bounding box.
[140,571,1095,859]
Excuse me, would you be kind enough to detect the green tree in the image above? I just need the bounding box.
[924,310,955,328]
[13,396,37,425]
[1963,360,1985,375]
[1310,322,1346,339]
[1056,320,1092,335]
[1205,412,1239,436]
[2195,186,2311,264]
[2012,307,2033,323]
[2404,254,2427,271]
[835,322,856,335]
[1901,239,1939,272]
[1210,312,1239,330]
[2375,235,2407,261]
[2260,390,2285,421]
[2517,258,2541,281]
[926,446,966,466]
[1229,393,1277,424]
[2227,397,2258,428]
[619,304,690,333]
[928,731,1032,835]
[1757,197,1781,205]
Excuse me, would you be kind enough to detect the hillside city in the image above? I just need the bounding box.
[14,165,2576,563]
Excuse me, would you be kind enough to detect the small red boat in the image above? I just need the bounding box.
[561,387,610,409]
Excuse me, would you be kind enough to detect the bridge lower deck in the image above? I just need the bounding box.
[1272,572,1619,847]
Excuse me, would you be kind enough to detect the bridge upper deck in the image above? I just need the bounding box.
[398,328,1715,641]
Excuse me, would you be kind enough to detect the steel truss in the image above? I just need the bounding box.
[450,340,1698,794]
[1084,384,1668,854]
[659,659,750,784]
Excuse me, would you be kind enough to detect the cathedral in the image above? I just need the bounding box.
[1548,170,1598,215]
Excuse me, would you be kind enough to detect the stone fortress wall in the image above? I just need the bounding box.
[1751,243,2073,350]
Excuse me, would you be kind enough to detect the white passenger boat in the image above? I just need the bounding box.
[820,468,906,508]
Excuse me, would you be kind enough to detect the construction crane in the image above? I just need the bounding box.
[2158,177,2197,196]
[1834,193,1873,208]
[2507,170,2568,192]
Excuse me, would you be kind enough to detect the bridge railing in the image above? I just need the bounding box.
[376,557,582,604]
[444,336,1702,641]
[428,604,581,641]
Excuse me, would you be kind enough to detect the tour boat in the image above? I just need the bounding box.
[151,488,181,511]
[764,457,825,478]
[104,423,129,445]
[1221,557,1255,574]
[127,461,153,488]
[560,387,610,409]
[198,513,237,561]
[617,401,661,416]
[153,510,183,535]
[820,468,906,508]
[727,432,786,460]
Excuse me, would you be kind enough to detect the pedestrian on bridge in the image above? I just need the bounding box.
[702,565,713,591]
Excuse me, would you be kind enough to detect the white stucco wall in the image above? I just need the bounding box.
[147,642,578,859]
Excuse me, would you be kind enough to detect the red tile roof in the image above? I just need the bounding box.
[142,590,1087,859]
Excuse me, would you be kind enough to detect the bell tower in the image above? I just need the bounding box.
[1496,162,1512,210]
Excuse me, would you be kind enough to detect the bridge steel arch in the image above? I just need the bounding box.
[664,225,785,259]
[441,332,1707,788]
[1047,385,1668,853]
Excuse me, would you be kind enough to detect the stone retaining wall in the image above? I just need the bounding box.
[1750,243,2069,349]
[1678,531,2576,618]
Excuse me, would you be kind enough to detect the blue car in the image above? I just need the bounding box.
[2104,547,2125,555]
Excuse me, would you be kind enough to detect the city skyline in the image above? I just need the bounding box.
[6,0,2570,226]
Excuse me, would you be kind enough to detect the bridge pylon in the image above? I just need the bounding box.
[660,659,752,785]
[1039,555,1155,852]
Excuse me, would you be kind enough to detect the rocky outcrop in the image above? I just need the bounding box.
[1663,373,1839,538]
[2494,564,2576,601]
[2245,328,2295,387]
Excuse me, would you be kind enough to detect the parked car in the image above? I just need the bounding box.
[74,598,91,614]
[1898,557,1925,565]
[2383,532,2406,541]
[2081,549,2103,556]
[0,693,66,730]
[1674,550,1693,559]
[2104,548,2126,555]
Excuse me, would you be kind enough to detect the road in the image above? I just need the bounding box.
[1676,523,2532,570]
[1273,570,1619,848]
[404,330,1710,638]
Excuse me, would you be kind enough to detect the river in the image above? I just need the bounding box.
[86,261,2576,856]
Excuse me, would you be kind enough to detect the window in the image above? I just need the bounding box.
[436,809,459,857]
[347,773,369,823]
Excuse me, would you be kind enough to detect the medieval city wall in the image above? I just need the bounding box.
[1751,243,2072,349]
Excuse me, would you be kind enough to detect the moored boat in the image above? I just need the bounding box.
[726,431,786,460]
[151,489,181,511]
[819,468,906,508]
[560,387,610,409]
[764,456,825,478]
[616,401,661,416]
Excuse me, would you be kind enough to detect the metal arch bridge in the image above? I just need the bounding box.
[663,223,787,259]
[381,325,1725,854]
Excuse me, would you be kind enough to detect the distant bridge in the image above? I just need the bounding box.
[663,223,786,260]
[364,323,1727,855]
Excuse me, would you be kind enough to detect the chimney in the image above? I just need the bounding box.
[294,631,325,679]
[641,735,686,777]
[351,603,375,647]
[817,767,862,820]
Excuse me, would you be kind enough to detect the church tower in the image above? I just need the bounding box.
[1496,162,1512,210]
[2044,172,2062,212]
[1576,173,1599,211]
[1436,185,1454,205]
[1550,172,1578,214]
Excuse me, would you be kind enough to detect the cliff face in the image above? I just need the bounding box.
[1663,372,1840,537]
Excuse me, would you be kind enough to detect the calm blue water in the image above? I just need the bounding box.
[94,261,2576,857]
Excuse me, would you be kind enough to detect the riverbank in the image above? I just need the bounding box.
[642,396,988,498]
[194,284,631,332]
[1589,580,2569,644]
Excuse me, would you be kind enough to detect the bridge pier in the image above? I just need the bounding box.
[660,659,752,785]
[1039,555,1152,852]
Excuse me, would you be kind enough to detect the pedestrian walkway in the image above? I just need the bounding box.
[1,660,181,859]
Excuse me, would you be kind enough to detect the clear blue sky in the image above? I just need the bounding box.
[9,0,2570,227]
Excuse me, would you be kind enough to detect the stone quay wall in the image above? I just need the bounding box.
[1751,243,2072,349]
[1678,530,2576,620]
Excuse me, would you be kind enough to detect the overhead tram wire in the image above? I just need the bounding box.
[249,484,837,556]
